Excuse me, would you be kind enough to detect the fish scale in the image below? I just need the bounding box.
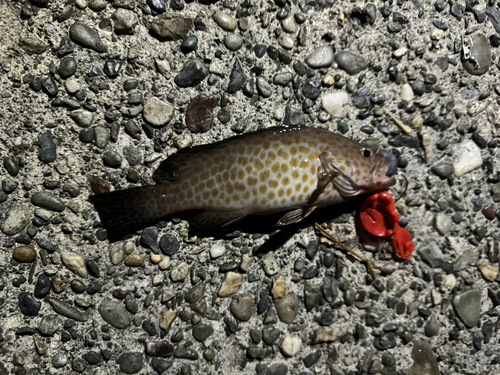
[91,125,396,239]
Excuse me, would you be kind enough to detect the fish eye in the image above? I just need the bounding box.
[360,147,373,158]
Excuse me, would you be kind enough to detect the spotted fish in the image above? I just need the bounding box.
[91,125,397,240]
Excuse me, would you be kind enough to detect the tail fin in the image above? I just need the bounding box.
[90,186,165,241]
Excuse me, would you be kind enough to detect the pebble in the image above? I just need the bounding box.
[276,293,299,323]
[3,156,20,177]
[185,94,219,133]
[272,276,286,299]
[174,59,209,87]
[116,352,143,374]
[334,51,367,75]
[125,253,145,267]
[159,234,180,255]
[69,22,108,53]
[312,327,343,344]
[281,16,297,33]
[227,59,246,93]
[218,271,242,297]
[192,323,214,342]
[112,8,138,35]
[38,315,60,336]
[223,34,243,51]
[409,340,439,375]
[19,292,41,316]
[262,252,279,275]
[58,57,77,79]
[19,36,48,55]
[401,83,414,101]
[98,299,132,329]
[1,205,32,236]
[424,314,439,337]
[452,289,481,328]
[69,109,95,128]
[256,76,273,98]
[281,335,301,356]
[159,310,176,331]
[150,13,192,41]
[452,139,483,176]
[47,297,89,321]
[13,246,37,262]
[462,33,492,76]
[181,35,198,54]
[52,352,68,368]
[210,243,226,258]
[31,191,65,212]
[65,78,81,94]
[143,97,174,127]
[230,295,253,321]
[212,10,237,31]
[305,46,334,68]
[321,91,349,116]
[477,259,499,282]
[433,213,452,236]
[303,350,321,368]
[170,262,189,281]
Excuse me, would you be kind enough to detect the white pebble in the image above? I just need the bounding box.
[321,91,349,116]
[281,335,302,356]
[65,78,81,94]
[170,262,189,281]
[61,252,87,277]
[452,139,483,176]
[441,274,456,292]
[158,256,170,270]
[210,243,226,258]
[401,83,414,101]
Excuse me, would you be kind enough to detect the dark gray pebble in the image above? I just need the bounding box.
[71,279,86,294]
[283,106,305,126]
[227,59,246,93]
[103,151,122,168]
[303,350,321,368]
[147,0,166,13]
[181,35,198,54]
[160,234,180,255]
[38,315,60,336]
[58,57,77,79]
[302,80,321,100]
[142,320,157,336]
[431,164,453,179]
[79,128,94,143]
[31,191,65,212]
[141,227,159,253]
[146,341,175,357]
[192,323,214,342]
[262,325,281,345]
[265,363,288,375]
[302,265,318,279]
[116,352,144,374]
[3,156,20,177]
[57,37,74,58]
[38,130,57,163]
[174,59,208,87]
[334,51,367,75]
[72,358,87,372]
[304,283,322,310]
[254,44,267,58]
[69,22,108,53]
[124,79,138,91]
[84,351,102,365]
[184,94,219,133]
[173,347,199,360]
[103,56,122,78]
[19,292,41,316]
[2,179,18,194]
[42,76,58,97]
[34,274,52,298]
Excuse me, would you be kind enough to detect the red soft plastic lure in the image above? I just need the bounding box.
[358,191,414,260]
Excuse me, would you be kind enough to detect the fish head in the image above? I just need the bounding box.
[325,142,397,199]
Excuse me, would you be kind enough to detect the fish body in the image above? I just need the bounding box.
[92,125,396,239]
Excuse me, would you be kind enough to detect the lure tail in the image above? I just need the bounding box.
[90,186,167,241]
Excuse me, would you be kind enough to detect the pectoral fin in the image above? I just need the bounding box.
[275,206,317,226]
[306,153,341,205]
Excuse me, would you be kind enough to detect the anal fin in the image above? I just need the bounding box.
[275,206,317,226]
[189,211,246,234]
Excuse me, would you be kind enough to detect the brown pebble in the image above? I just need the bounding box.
[185,94,220,133]
[12,246,37,262]
[481,206,497,221]
[113,289,128,300]
[125,254,145,267]
[51,275,67,293]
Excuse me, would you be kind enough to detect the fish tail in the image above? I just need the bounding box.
[90,185,169,241]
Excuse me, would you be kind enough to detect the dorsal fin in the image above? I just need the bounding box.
[153,125,304,184]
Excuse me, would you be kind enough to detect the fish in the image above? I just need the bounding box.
[91,125,397,240]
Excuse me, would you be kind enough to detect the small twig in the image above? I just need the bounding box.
[314,223,376,280]
[383,107,412,135]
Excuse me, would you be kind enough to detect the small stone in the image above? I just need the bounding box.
[103,151,122,168]
[321,91,349,116]
[13,246,37,262]
[98,299,133,329]
[58,57,77,79]
[256,76,273,98]
[401,83,414,101]
[272,276,286,299]
[462,33,492,76]
[112,8,138,35]
[192,323,214,342]
[334,51,367,75]
[409,340,439,375]
[170,262,189,281]
[218,272,242,297]
[150,13,192,41]
[31,191,65,212]
[38,315,60,336]
[125,254,145,267]
[181,35,198,54]
[1,205,32,236]
[281,335,301,357]
[227,59,246,93]
[477,259,499,282]
[19,36,48,55]
[262,252,279,275]
[174,59,209,87]
[212,10,237,31]
[230,294,253,321]
[69,22,108,53]
[185,94,219,133]
[69,110,94,128]
[313,327,343,344]
[303,350,321,368]
[452,289,481,328]
[276,293,299,324]
[159,234,180,255]
[433,213,452,236]
[143,97,174,127]
[453,139,483,176]
[19,292,41,316]
[47,297,89,321]
[52,352,68,368]
[159,310,176,331]
[224,34,243,51]
[210,243,226,258]
[305,46,334,68]
[65,78,81,94]
[424,315,439,337]
[116,352,143,374]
